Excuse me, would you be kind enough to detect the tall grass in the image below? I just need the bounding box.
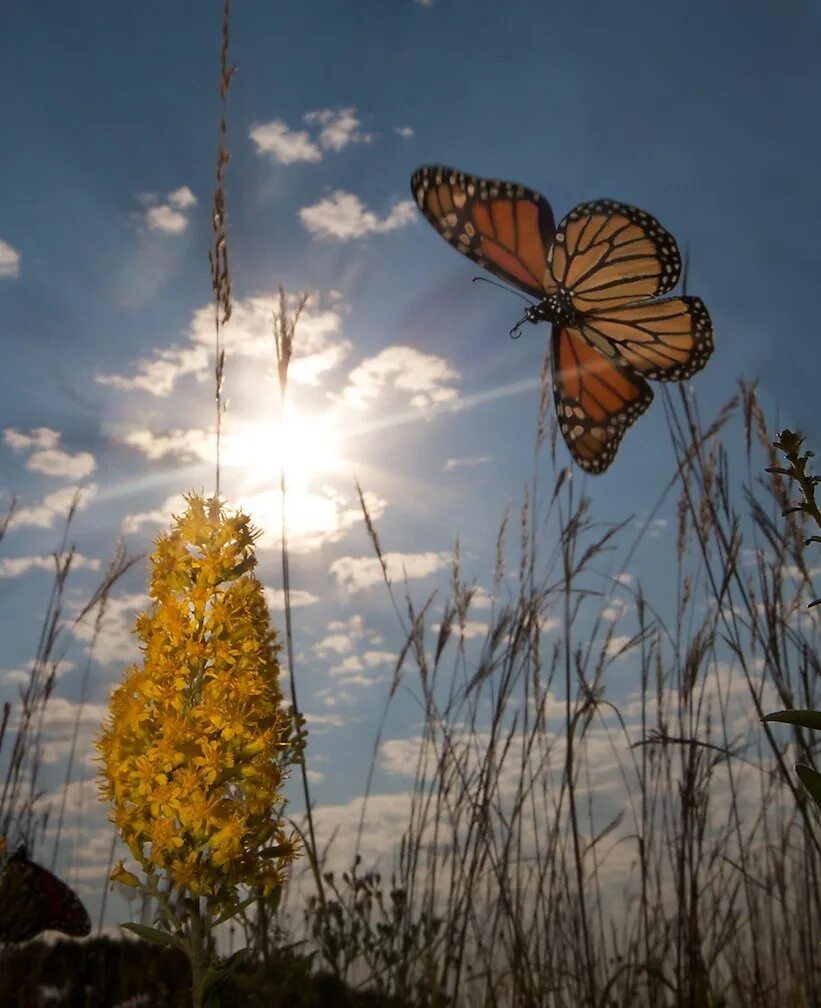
[283,380,821,1008]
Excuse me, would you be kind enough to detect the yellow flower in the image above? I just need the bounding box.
[96,493,300,906]
[110,861,141,888]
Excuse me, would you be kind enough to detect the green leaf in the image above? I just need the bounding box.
[121,922,184,949]
[795,764,821,812]
[762,709,821,731]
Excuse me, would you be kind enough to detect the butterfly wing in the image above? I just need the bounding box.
[550,199,681,313]
[0,846,91,942]
[578,296,713,382]
[549,200,713,470]
[411,165,556,300]
[552,324,653,474]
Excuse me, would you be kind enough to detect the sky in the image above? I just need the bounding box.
[1,0,820,939]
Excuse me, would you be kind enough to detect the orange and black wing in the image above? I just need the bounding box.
[549,199,681,314]
[577,295,713,383]
[411,165,556,300]
[551,324,654,474]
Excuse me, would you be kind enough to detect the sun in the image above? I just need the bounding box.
[221,408,346,490]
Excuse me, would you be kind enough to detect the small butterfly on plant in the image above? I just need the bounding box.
[0,845,91,943]
[411,165,714,474]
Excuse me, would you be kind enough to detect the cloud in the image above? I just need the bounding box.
[251,108,371,164]
[431,618,488,640]
[96,343,210,395]
[96,294,346,397]
[264,586,320,610]
[7,484,97,531]
[329,550,451,593]
[393,126,414,138]
[601,597,629,623]
[5,428,96,480]
[343,345,459,410]
[250,119,321,164]
[310,616,387,688]
[0,553,100,578]
[5,427,60,451]
[603,634,636,658]
[146,205,188,233]
[167,186,196,209]
[72,591,148,665]
[121,494,189,535]
[240,486,387,555]
[134,186,198,234]
[0,239,20,278]
[444,456,490,471]
[304,107,372,151]
[4,697,111,768]
[120,429,212,462]
[299,191,415,240]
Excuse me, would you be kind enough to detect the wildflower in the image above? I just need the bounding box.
[96,494,303,1004]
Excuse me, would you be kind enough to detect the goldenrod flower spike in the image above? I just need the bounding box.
[96,493,301,1006]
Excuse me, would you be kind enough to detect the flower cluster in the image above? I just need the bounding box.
[97,494,301,910]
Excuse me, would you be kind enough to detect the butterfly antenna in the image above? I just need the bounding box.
[472,277,535,339]
[472,276,532,306]
[681,241,690,296]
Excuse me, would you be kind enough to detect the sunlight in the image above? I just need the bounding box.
[221,409,346,490]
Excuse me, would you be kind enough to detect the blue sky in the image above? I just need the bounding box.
[1,1,819,936]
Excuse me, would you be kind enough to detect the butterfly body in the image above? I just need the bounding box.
[411,165,713,473]
[518,291,580,333]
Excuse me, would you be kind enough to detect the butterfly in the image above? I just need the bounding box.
[0,846,91,942]
[411,165,714,473]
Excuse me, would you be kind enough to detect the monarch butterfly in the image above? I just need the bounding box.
[0,846,91,942]
[411,165,714,473]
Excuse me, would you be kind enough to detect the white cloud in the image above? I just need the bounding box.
[5,427,96,481]
[431,618,488,640]
[304,107,371,151]
[343,345,459,410]
[601,597,629,623]
[97,294,346,397]
[8,484,97,531]
[146,205,188,233]
[5,427,60,451]
[251,108,371,164]
[299,191,415,241]
[249,119,321,163]
[329,550,451,592]
[444,456,490,471]
[135,186,198,234]
[263,586,320,610]
[167,186,196,209]
[604,634,636,658]
[72,591,148,666]
[0,239,20,278]
[96,343,210,395]
[393,126,414,138]
[120,494,189,535]
[26,449,95,480]
[240,486,387,555]
[0,553,100,578]
[362,650,396,667]
[120,429,212,462]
